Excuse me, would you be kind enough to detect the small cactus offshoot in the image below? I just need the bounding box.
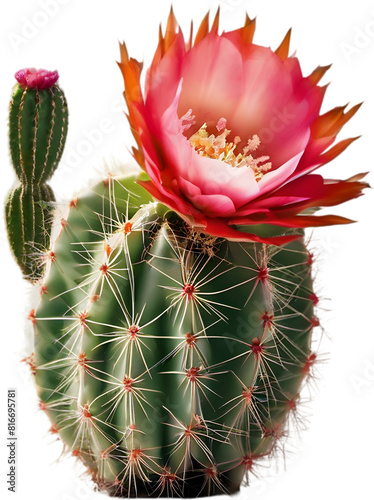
[6,68,68,281]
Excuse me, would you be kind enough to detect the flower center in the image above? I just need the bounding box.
[180,111,272,181]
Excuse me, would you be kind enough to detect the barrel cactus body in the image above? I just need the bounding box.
[6,68,68,281]
[32,174,316,497]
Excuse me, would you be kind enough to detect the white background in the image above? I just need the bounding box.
[1,0,374,499]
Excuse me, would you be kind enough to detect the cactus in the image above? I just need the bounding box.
[5,184,55,279]
[6,68,68,281]
[30,173,317,497]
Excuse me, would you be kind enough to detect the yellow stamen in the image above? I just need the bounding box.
[186,117,272,181]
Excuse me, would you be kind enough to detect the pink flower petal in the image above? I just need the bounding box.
[229,48,316,167]
[177,177,236,216]
[177,33,244,131]
[257,148,306,193]
[145,32,186,117]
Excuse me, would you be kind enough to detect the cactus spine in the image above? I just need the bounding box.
[31,174,317,497]
[6,68,68,281]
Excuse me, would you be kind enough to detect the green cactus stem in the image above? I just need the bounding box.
[6,68,68,281]
[30,174,318,497]
[9,68,68,185]
[5,184,55,281]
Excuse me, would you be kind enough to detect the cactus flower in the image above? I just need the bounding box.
[15,68,59,89]
[118,10,368,244]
